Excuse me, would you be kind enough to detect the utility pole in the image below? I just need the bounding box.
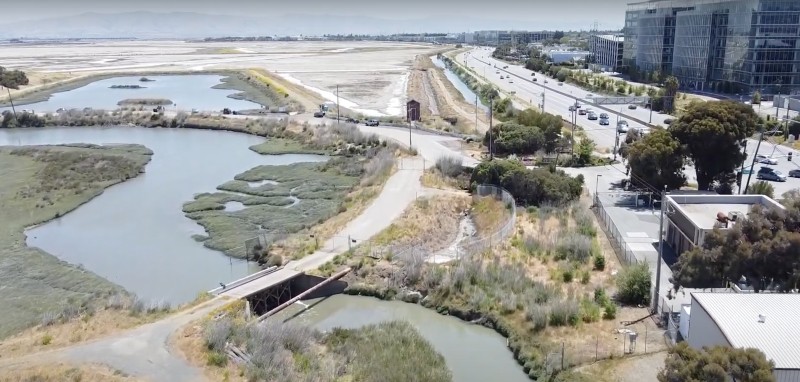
[407,105,412,150]
[737,141,747,194]
[743,127,765,194]
[336,85,340,125]
[653,186,666,314]
[475,95,479,134]
[5,87,17,120]
[542,89,546,111]
[570,100,577,158]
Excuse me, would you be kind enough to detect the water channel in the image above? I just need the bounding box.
[0,126,328,303]
[431,56,489,112]
[1,74,261,113]
[275,294,530,382]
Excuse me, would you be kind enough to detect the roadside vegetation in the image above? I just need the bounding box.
[0,144,151,339]
[180,301,451,382]
[116,98,173,106]
[0,363,141,382]
[314,163,663,380]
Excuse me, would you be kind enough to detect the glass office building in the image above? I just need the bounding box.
[624,0,800,94]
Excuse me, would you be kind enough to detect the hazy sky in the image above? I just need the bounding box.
[2,0,629,30]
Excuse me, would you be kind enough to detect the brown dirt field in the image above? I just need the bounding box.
[0,363,142,382]
[574,350,666,382]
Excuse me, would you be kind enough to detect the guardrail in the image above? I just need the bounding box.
[208,266,279,295]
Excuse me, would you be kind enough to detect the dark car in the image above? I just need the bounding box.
[578,109,587,115]
[313,111,325,118]
[664,118,674,125]
[599,113,609,119]
[628,104,637,110]
[587,112,598,120]
[599,118,610,125]
[790,169,800,178]
[365,119,380,126]
[568,105,576,111]
[757,167,787,182]
[345,117,359,123]
[222,108,231,115]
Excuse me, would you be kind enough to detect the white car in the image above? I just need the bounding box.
[755,155,778,165]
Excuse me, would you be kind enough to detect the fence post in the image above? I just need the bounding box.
[595,337,598,362]
[645,324,648,353]
[561,342,565,370]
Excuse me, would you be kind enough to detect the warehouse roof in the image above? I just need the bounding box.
[691,293,800,369]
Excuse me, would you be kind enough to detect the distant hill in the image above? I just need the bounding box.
[0,11,541,39]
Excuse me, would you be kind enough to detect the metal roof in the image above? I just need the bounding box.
[691,293,800,369]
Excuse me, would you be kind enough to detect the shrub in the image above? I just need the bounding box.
[207,351,228,367]
[549,300,579,327]
[41,334,53,345]
[603,302,617,320]
[266,254,284,267]
[470,159,583,206]
[616,263,652,306]
[562,268,574,283]
[526,306,549,331]
[580,270,591,284]
[580,299,601,323]
[593,287,608,305]
[593,254,606,271]
[41,311,59,327]
[556,233,594,262]
[435,156,463,178]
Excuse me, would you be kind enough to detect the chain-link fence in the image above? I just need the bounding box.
[592,191,645,266]
[455,184,517,258]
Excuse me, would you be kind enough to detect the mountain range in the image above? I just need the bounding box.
[0,11,560,39]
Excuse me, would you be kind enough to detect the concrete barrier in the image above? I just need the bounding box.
[209,266,279,295]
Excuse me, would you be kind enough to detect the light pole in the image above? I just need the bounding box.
[653,186,667,314]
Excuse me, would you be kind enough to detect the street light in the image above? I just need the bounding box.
[594,174,602,206]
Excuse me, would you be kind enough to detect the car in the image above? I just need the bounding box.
[544,80,549,84]
[365,119,380,126]
[578,109,587,115]
[509,79,513,83]
[496,71,500,74]
[558,82,564,86]
[599,118,610,125]
[755,154,779,165]
[617,125,629,134]
[531,72,535,76]
[790,169,800,178]
[500,75,504,79]
[628,104,638,110]
[503,66,508,69]
[313,111,325,118]
[345,117,359,123]
[568,105,576,111]
[587,112,598,120]
[532,78,537,82]
[222,108,232,115]
[575,103,582,108]
[757,167,787,182]
[587,93,593,97]
[599,113,609,119]
[664,118,674,125]
[617,120,629,127]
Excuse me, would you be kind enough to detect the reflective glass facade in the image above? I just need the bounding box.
[624,0,800,94]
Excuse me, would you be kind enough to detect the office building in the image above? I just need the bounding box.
[623,0,800,94]
[590,34,625,72]
[473,30,554,46]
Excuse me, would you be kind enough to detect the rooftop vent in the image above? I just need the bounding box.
[758,314,766,323]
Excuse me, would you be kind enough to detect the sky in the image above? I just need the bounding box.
[1,0,630,30]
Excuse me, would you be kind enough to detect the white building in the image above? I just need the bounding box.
[589,34,624,72]
[685,293,800,382]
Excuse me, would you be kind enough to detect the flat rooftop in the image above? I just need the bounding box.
[595,34,624,42]
[666,194,785,230]
[692,293,800,369]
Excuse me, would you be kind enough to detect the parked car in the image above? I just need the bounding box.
[757,167,787,182]
[599,113,609,119]
[755,154,779,165]
[628,104,637,110]
[345,117,359,123]
[313,111,325,118]
[790,169,800,178]
[578,109,587,115]
[222,108,232,115]
[599,117,610,125]
[365,119,380,126]
[587,112,598,120]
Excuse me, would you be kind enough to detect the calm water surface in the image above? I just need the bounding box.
[275,294,530,382]
[1,75,261,113]
[0,126,327,303]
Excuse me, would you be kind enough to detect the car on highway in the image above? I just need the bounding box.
[790,169,800,178]
[532,78,537,82]
[757,167,787,182]
[365,119,380,126]
[599,113,609,119]
[617,124,629,134]
[509,79,513,83]
[587,112,598,120]
[558,82,564,86]
[568,105,576,111]
[346,117,359,123]
[599,117,610,125]
[628,104,638,110]
[575,103,581,108]
[500,75,504,79]
[578,109,587,115]
[496,70,500,74]
[756,154,779,165]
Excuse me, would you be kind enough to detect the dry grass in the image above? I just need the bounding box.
[371,195,470,249]
[0,71,80,102]
[0,363,141,382]
[472,196,510,236]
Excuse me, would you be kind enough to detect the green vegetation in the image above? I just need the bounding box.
[659,343,775,382]
[248,137,327,155]
[0,66,29,117]
[183,158,361,258]
[0,144,151,338]
[672,193,800,292]
[470,159,583,206]
[615,263,651,306]
[626,128,685,191]
[214,71,304,112]
[204,307,451,382]
[438,54,502,107]
[747,180,775,198]
[116,98,173,106]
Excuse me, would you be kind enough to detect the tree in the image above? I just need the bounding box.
[514,108,563,153]
[669,100,759,190]
[663,76,680,113]
[470,160,583,206]
[575,138,595,167]
[484,122,545,155]
[672,200,800,292]
[616,262,651,305]
[0,66,29,118]
[627,129,685,191]
[556,68,569,82]
[747,180,774,198]
[658,343,775,382]
[752,90,762,105]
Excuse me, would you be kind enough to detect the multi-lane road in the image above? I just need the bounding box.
[457,47,800,196]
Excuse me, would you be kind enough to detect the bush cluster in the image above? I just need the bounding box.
[470,159,583,206]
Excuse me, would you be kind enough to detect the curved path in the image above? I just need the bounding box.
[0,114,477,381]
